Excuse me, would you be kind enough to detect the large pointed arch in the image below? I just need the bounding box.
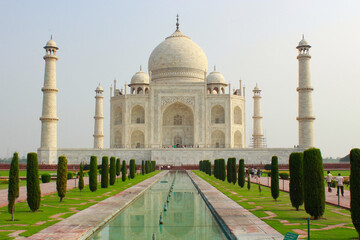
[162,102,194,148]
[131,130,144,148]
[211,130,225,148]
[131,105,145,124]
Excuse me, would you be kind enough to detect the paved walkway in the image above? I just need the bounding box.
[27,171,167,240]
[250,176,350,209]
[188,171,283,239]
[0,177,90,208]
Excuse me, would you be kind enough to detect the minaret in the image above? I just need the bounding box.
[297,35,315,149]
[39,36,59,164]
[93,84,104,148]
[252,84,264,148]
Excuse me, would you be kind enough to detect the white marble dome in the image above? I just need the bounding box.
[148,30,208,82]
[45,39,58,48]
[207,69,225,84]
[131,70,150,84]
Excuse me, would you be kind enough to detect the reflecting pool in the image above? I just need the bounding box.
[90,171,228,240]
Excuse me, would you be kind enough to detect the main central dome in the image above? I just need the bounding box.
[148,29,208,83]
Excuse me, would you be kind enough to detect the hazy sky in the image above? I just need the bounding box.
[0,0,359,159]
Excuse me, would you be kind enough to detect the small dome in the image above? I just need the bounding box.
[253,84,260,91]
[96,85,103,91]
[45,38,58,49]
[131,70,150,84]
[207,68,225,84]
[298,35,309,46]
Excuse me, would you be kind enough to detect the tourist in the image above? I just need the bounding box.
[257,168,261,178]
[326,171,333,192]
[336,173,344,197]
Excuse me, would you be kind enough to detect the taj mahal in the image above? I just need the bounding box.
[37,17,314,165]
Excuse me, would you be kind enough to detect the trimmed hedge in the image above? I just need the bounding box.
[41,173,51,183]
[57,156,68,202]
[89,156,98,192]
[130,159,136,179]
[78,162,84,191]
[303,148,325,219]
[122,160,127,181]
[238,159,245,188]
[116,158,121,178]
[142,160,145,175]
[289,152,304,211]
[27,152,41,212]
[110,157,116,185]
[227,157,237,184]
[279,172,289,180]
[8,152,19,220]
[67,172,73,179]
[101,156,109,188]
[350,148,360,237]
[271,156,279,200]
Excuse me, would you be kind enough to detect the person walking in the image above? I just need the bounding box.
[336,173,344,197]
[326,171,333,192]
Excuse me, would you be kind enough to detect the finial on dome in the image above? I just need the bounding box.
[140,65,142,71]
[176,14,179,31]
[302,34,304,40]
[214,65,216,71]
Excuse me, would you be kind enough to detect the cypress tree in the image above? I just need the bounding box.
[26,152,41,212]
[151,161,156,172]
[142,160,145,175]
[78,162,84,192]
[303,148,325,219]
[271,156,279,200]
[219,159,225,181]
[109,157,116,185]
[8,152,19,221]
[122,160,127,181]
[116,158,121,181]
[215,159,219,178]
[227,158,232,183]
[213,160,217,178]
[130,159,136,179]
[289,152,304,210]
[350,148,360,238]
[238,159,245,188]
[101,156,109,188]
[247,174,251,190]
[89,156,97,192]
[230,158,237,184]
[57,156,68,202]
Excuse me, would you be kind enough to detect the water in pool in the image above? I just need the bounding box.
[90,171,228,240]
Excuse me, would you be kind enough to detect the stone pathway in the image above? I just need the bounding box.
[250,176,350,209]
[26,172,167,240]
[0,177,90,208]
[188,171,283,240]
[199,172,355,239]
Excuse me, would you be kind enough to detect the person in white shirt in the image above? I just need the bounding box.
[336,173,344,197]
[326,171,333,192]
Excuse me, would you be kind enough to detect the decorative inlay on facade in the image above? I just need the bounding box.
[161,96,195,108]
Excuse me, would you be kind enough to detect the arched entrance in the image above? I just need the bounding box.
[162,102,194,148]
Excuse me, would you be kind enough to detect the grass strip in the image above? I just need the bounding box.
[194,170,357,240]
[0,171,159,239]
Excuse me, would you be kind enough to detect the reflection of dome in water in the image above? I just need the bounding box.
[148,29,208,83]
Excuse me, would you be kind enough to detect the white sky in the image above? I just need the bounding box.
[0,0,359,159]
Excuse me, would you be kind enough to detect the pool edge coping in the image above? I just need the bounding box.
[26,171,168,240]
[187,170,284,240]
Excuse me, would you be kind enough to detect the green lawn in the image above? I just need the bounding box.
[194,170,358,240]
[323,170,350,177]
[0,171,159,239]
[0,170,58,177]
